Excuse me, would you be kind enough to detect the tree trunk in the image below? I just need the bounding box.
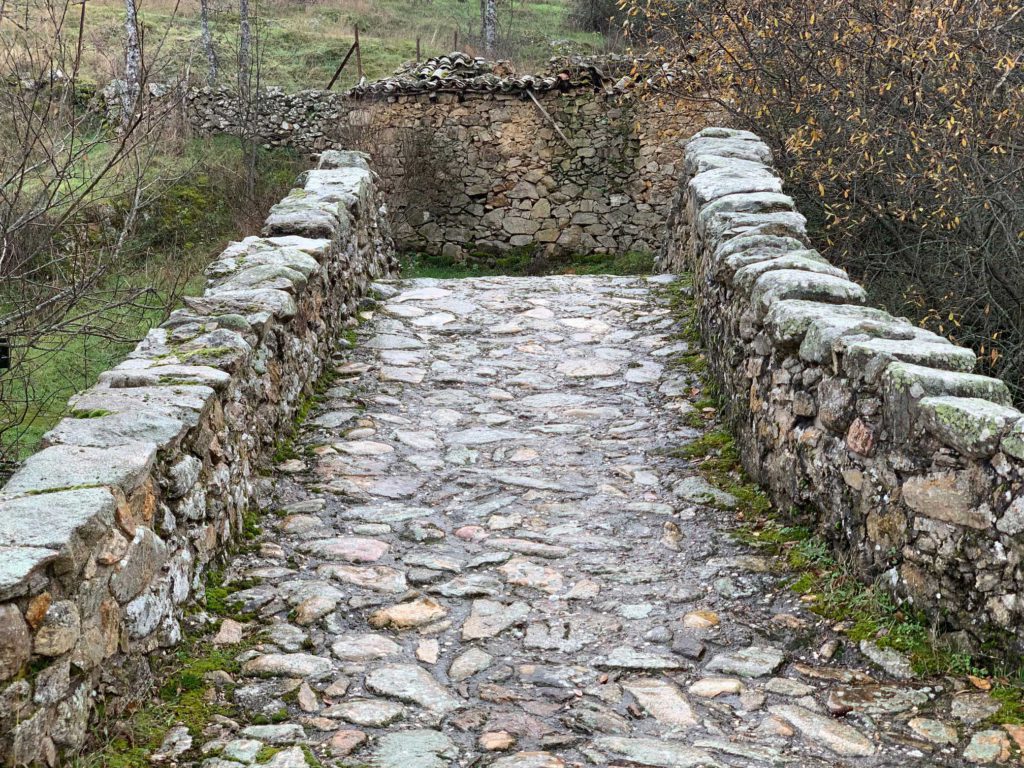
[483,0,497,55]
[200,0,218,86]
[237,0,256,196]
[122,0,141,126]
[238,0,251,95]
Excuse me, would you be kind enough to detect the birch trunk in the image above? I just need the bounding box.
[238,0,251,96]
[122,0,141,126]
[483,0,497,55]
[200,0,217,85]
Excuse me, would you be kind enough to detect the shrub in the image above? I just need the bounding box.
[628,0,1024,400]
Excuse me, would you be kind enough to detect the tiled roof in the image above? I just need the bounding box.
[345,51,686,98]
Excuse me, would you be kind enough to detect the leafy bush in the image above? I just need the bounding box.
[629,0,1024,400]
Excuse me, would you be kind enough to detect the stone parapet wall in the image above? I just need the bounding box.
[186,86,716,258]
[658,127,1024,649]
[0,151,397,764]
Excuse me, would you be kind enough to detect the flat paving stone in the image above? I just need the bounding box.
[704,645,786,677]
[361,665,460,717]
[325,698,404,726]
[330,634,402,662]
[623,678,698,727]
[462,598,530,640]
[592,737,723,767]
[770,704,876,757]
[370,729,456,768]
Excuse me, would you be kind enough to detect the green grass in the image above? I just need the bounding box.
[73,636,252,768]
[72,568,261,764]
[1,297,183,460]
[269,348,346,466]
[73,0,608,92]
[399,248,654,279]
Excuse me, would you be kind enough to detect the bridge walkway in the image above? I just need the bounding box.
[186,275,973,768]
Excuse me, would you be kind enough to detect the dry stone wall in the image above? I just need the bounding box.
[186,85,715,258]
[659,127,1024,650]
[0,151,397,764]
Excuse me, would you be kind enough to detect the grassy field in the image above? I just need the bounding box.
[73,0,609,91]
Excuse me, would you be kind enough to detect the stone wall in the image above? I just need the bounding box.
[659,127,1024,650]
[186,85,716,258]
[0,151,397,764]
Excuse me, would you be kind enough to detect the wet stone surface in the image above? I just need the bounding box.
[185,276,995,766]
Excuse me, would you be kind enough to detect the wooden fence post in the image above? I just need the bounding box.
[326,40,358,90]
[355,24,363,81]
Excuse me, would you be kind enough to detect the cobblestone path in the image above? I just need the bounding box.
[182,276,997,768]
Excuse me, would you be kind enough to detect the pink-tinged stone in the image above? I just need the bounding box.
[294,596,338,626]
[369,597,448,630]
[302,537,389,562]
[455,525,487,541]
[846,418,875,456]
[328,729,367,756]
[213,618,244,645]
[479,731,516,750]
[417,638,441,663]
[498,558,563,594]
[319,564,407,593]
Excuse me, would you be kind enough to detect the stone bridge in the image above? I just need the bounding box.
[2,129,1024,766]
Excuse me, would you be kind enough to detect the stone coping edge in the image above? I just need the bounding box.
[0,148,397,763]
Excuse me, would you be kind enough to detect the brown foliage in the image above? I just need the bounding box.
[627,0,1024,398]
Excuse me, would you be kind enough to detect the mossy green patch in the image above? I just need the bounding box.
[300,746,325,768]
[74,634,254,768]
[179,346,239,361]
[256,746,283,763]
[69,408,112,419]
[24,482,105,496]
[203,569,256,621]
[989,684,1024,725]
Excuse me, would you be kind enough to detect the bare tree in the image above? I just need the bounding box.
[482,0,497,55]
[123,0,142,126]
[0,0,190,471]
[624,0,1024,402]
[238,0,251,95]
[234,0,265,196]
[200,0,218,85]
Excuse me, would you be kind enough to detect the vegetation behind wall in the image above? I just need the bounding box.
[628,0,1024,404]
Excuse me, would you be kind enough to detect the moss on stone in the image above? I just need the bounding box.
[76,635,254,768]
[203,569,256,621]
[23,482,104,496]
[180,346,242,360]
[256,746,283,763]
[69,408,112,419]
[300,746,325,768]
